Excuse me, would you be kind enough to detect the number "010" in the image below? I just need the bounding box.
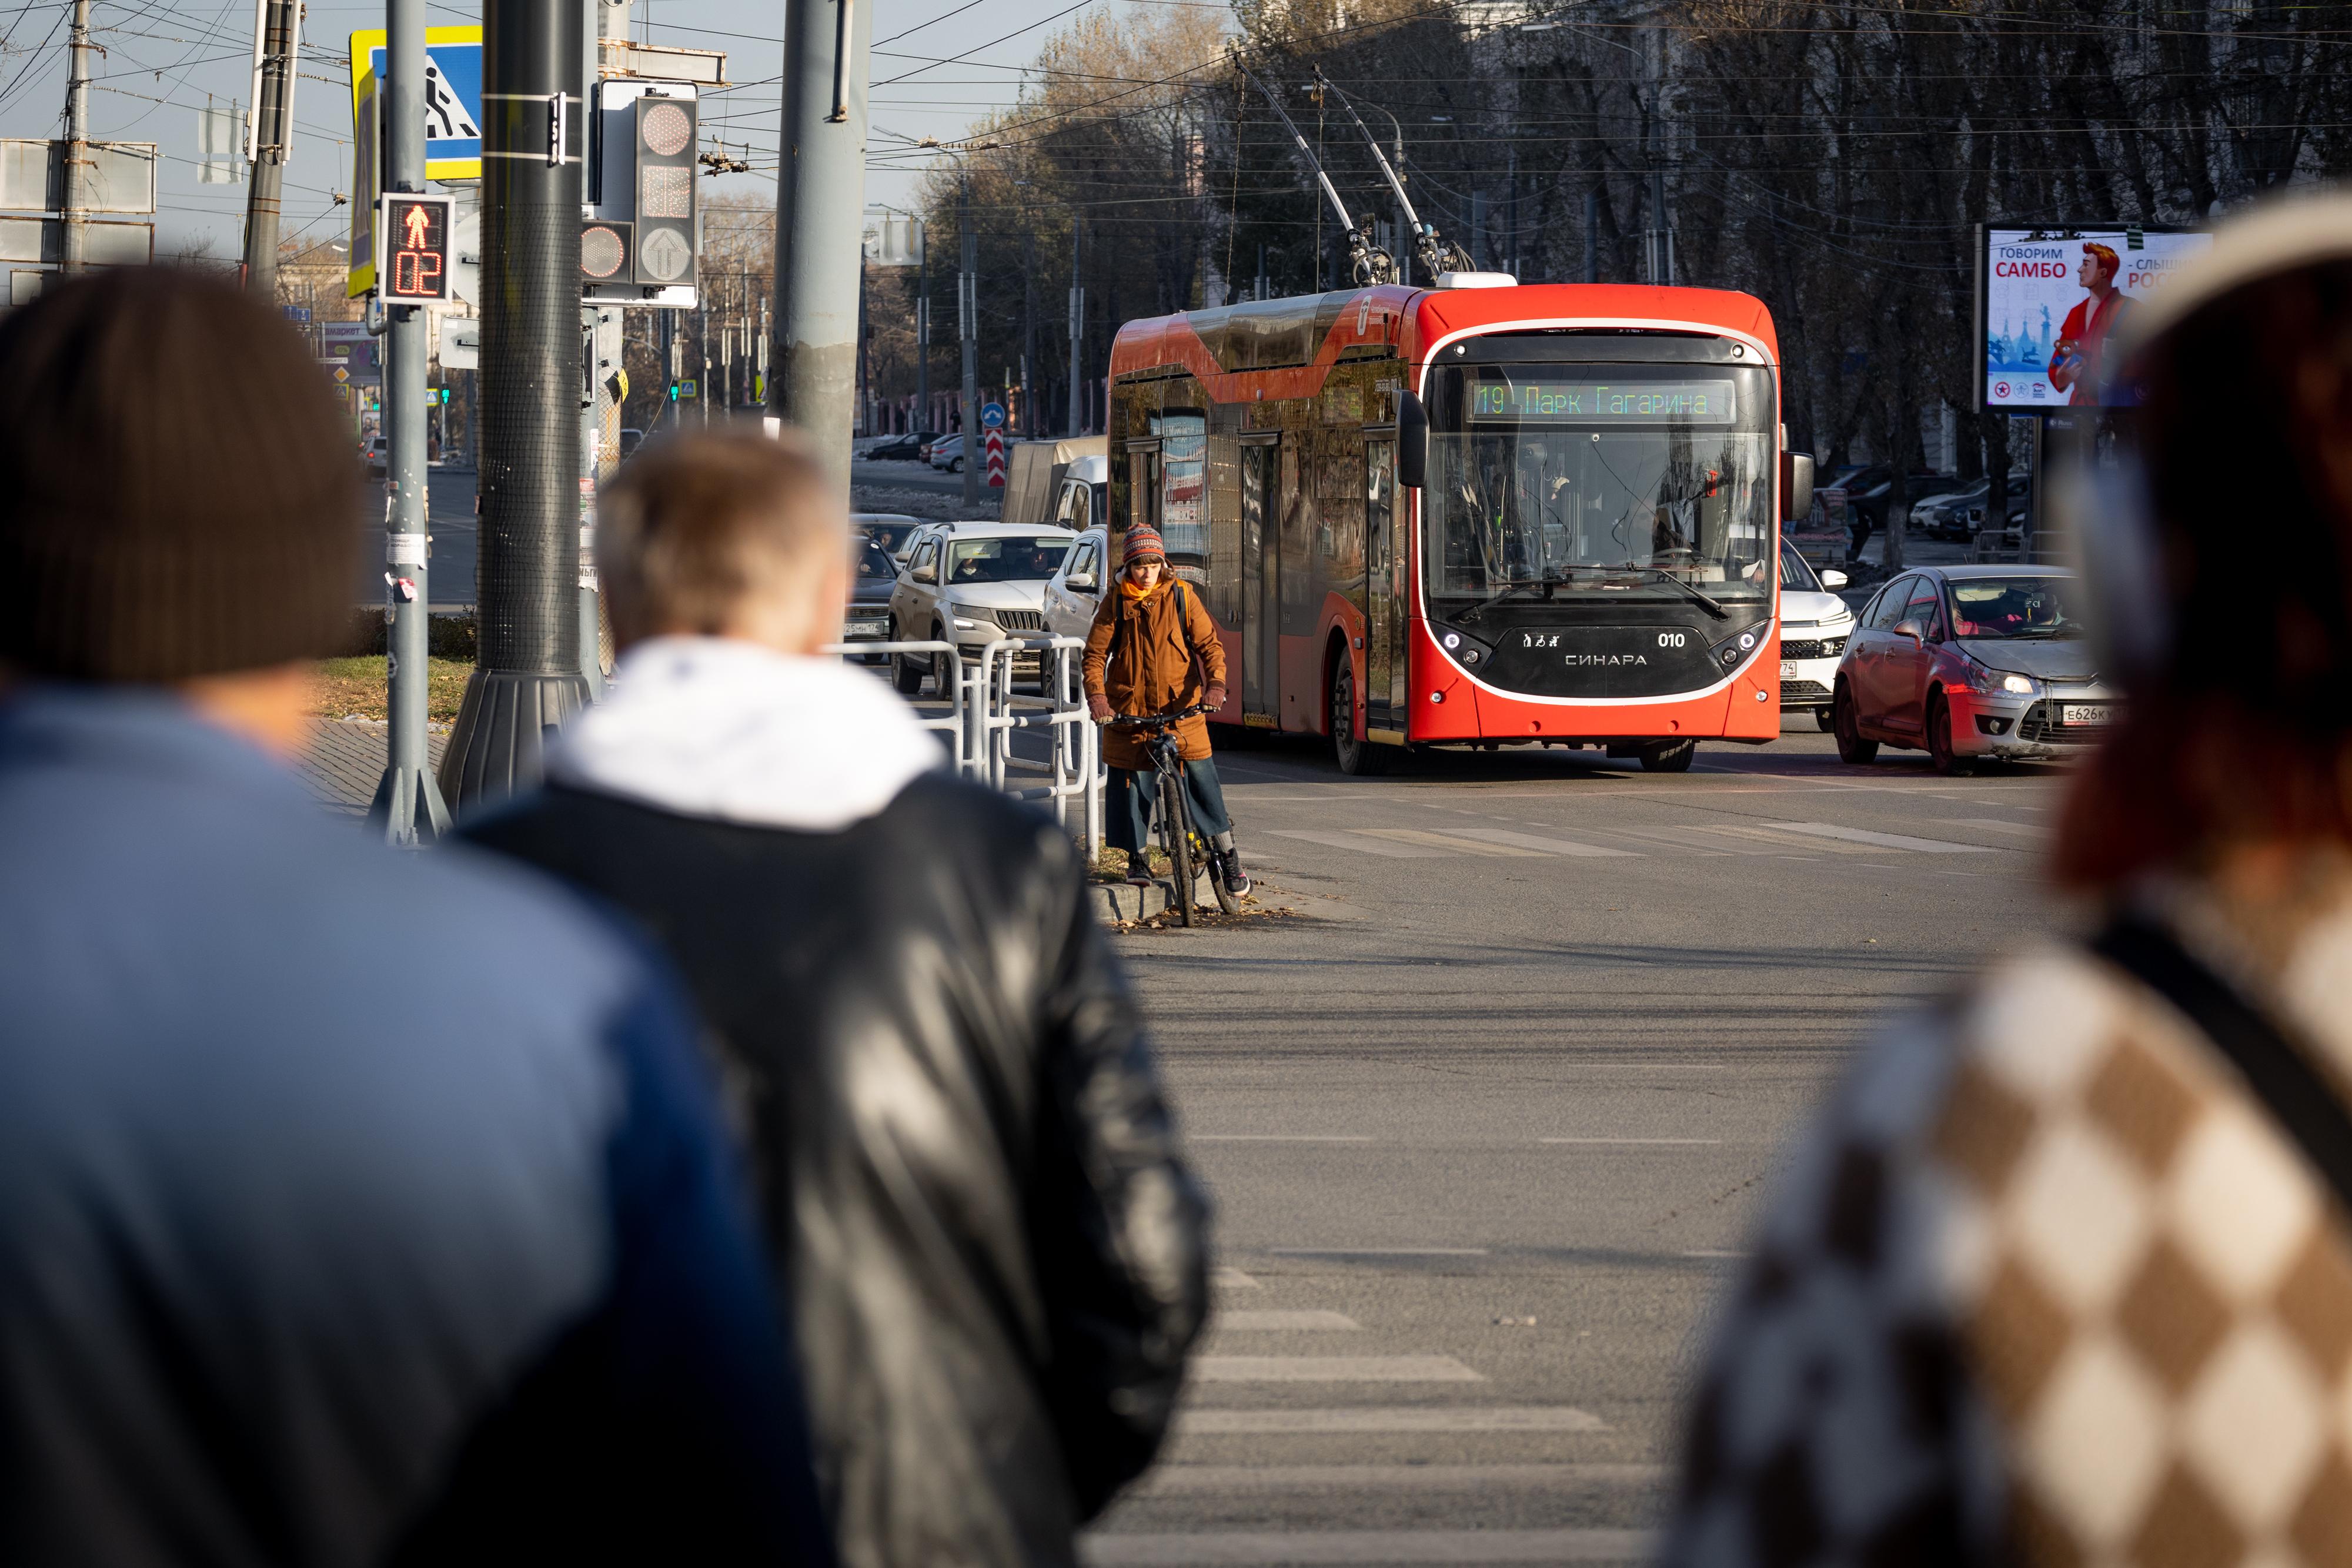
[1656,631,1688,649]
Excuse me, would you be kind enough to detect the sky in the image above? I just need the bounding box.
[0,0,1184,271]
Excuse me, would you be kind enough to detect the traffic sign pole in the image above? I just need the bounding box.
[367,0,450,845]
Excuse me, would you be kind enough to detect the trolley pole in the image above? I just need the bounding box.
[436,0,589,811]
[770,0,871,503]
[240,0,299,297]
[59,0,91,275]
[959,180,979,510]
[368,0,449,842]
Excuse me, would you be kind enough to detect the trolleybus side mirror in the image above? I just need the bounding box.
[1398,390,1428,489]
[1780,452,1815,521]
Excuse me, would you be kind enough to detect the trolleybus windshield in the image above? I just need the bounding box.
[1424,364,1775,611]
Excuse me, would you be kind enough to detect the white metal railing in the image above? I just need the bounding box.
[824,634,1105,854]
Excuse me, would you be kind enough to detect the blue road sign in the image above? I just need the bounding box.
[352,28,483,180]
[981,402,1006,429]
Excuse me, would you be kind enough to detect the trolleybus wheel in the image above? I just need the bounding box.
[1833,680,1879,764]
[1639,738,1698,773]
[1329,663,1390,777]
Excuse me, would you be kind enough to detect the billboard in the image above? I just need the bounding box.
[1982,226,2211,409]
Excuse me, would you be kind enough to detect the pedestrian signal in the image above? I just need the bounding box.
[668,383,679,402]
[632,93,697,287]
[378,192,456,304]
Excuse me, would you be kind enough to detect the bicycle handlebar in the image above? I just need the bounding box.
[1106,704,1212,728]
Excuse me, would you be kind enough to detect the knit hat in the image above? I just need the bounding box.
[1123,524,1166,564]
[0,268,362,681]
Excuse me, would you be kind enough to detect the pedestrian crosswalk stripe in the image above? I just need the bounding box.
[1193,1355,1484,1383]
[1682,823,1867,854]
[1211,1267,1259,1290]
[1215,1309,1360,1331]
[1444,827,1641,858]
[1267,829,1448,858]
[1945,816,2045,838]
[1132,1463,1664,1495]
[1768,820,1997,854]
[1359,828,1545,857]
[1174,1405,1606,1434]
[1081,1528,1653,1564]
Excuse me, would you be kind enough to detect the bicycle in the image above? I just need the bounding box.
[1108,704,1242,926]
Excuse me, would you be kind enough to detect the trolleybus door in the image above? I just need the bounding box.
[1240,434,1279,721]
[1364,437,1402,730]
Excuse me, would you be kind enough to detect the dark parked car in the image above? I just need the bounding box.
[840,537,898,663]
[1822,466,1953,556]
[1832,565,2117,774]
[863,430,936,462]
[851,513,924,561]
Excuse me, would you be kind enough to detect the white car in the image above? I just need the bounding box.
[1041,524,1108,641]
[888,521,1077,695]
[1778,541,1855,731]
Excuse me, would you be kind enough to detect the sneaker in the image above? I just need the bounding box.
[1216,848,1251,897]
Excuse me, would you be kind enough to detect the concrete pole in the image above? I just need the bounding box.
[769,0,871,506]
[578,306,605,698]
[241,0,299,297]
[369,0,450,842]
[437,0,588,811]
[1066,223,1082,439]
[959,180,978,511]
[60,0,91,275]
[916,243,929,431]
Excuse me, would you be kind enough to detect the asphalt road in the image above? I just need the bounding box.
[1085,721,2067,1565]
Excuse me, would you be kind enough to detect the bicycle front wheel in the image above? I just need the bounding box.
[1158,772,1196,927]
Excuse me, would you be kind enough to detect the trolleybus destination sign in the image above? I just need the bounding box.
[1466,378,1738,424]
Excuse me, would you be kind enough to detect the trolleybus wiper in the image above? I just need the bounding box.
[1315,69,1474,282]
[1230,54,1397,287]
[1462,576,1565,619]
[1616,565,1732,619]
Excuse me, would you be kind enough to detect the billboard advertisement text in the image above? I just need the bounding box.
[1983,226,2211,409]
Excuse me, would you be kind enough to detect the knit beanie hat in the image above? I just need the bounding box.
[0,268,362,681]
[1123,523,1166,564]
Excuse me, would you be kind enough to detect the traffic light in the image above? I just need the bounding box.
[581,219,633,286]
[630,93,697,287]
[668,383,679,403]
[379,192,455,304]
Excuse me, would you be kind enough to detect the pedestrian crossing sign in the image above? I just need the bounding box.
[349,29,483,182]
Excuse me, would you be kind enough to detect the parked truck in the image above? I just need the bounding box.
[1000,437,1108,533]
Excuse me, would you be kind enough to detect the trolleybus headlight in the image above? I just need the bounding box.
[1442,631,1461,650]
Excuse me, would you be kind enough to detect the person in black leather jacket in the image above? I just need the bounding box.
[462,429,1211,1568]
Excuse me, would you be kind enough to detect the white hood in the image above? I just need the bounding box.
[941,579,1050,612]
[546,636,945,832]
[1779,589,1855,631]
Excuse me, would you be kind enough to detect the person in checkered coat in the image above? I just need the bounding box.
[1667,195,2352,1567]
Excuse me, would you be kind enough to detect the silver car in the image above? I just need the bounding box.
[1832,565,2117,773]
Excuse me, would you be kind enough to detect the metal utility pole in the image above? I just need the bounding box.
[1066,224,1082,438]
[916,246,930,431]
[770,0,871,506]
[369,0,450,842]
[437,0,589,811]
[241,0,299,296]
[60,0,92,275]
[958,179,978,511]
[1021,227,1035,436]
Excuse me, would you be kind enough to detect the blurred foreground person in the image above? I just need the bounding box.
[0,271,830,1567]
[463,429,1210,1568]
[1667,196,2352,1564]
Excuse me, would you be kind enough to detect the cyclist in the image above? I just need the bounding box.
[1083,523,1249,895]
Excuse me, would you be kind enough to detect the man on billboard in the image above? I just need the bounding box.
[2049,241,2130,405]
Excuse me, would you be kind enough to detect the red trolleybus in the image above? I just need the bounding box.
[1106,280,1815,774]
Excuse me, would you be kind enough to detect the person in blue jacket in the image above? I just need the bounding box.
[0,267,834,1567]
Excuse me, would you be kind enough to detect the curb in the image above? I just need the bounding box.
[1089,870,1218,924]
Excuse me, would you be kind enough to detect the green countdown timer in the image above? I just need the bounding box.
[1467,379,1738,424]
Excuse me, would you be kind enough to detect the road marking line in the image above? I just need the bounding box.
[1215,1309,1361,1331]
[1685,823,1876,854]
[1174,1405,1607,1434]
[1081,1528,1654,1564]
[1269,1246,1489,1256]
[1132,1463,1666,1495]
[1194,1355,1483,1383]
[1541,1136,1722,1145]
[1211,1267,1259,1290]
[1944,816,2045,837]
[1684,1249,1745,1259]
[1267,829,1448,858]
[1767,821,1997,853]
[1443,827,1641,858]
[1573,824,1746,854]
[1359,828,1546,857]
[1195,1134,1375,1142]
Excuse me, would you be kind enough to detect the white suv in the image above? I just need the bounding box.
[1042,525,1108,641]
[888,521,1077,695]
